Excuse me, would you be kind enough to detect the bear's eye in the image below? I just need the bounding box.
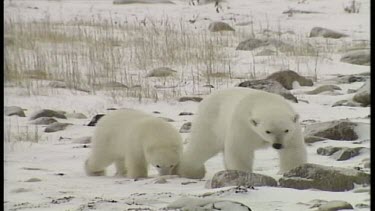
[266,131,271,134]
[156,165,160,168]
[285,129,289,133]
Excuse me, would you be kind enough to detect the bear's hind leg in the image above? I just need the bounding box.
[115,157,127,177]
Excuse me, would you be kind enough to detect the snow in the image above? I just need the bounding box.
[4,0,370,210]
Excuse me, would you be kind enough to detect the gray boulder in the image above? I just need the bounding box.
[4,106,26,117]
[48,81,67,89]
[305,85,341,95]
[72,136,91,144]
[279,163,370,191]
[167,197,252,211]
[237,79,298,103]
[113,0,175,4]
[146,67,177,77]
[179,122,192,133]
[29,109,66,120]
[304,120,359,141]
[309,27,348,39]
[44,122,73,133]
[304,135,326,144]
[206,170,277,188]
[340,49,370,66]
[236,38,293,51]
[352,80,370,106]
[97,81,128,89]
[332,99,362,107]
[317,200,353,211]
[179,112,194,116]
[331,72,370,84]
[178,96,203,102]
[208,22,235,32]
[266,70,313,90]
[29,117,58,125]
[317,146,368,161]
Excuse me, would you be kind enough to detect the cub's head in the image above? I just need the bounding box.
[249,111,300,150]
[145,145,182,175]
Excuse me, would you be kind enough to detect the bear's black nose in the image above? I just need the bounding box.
[272,143,283,149]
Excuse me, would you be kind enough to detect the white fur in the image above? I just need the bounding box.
[178,87,307,179]
[85,109,183,179]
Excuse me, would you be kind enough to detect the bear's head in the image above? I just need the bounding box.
[145,145,181,175]
[249,109,300,150]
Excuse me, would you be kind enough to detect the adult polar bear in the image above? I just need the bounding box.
[178,87,307,179]
[85,109,183,179]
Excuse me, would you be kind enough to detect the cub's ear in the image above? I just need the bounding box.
[293,114,300,123]
[250,119,259,126]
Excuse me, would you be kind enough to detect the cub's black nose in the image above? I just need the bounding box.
[272,143,283,149]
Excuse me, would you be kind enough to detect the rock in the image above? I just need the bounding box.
[340,49,370,66]
[331,72,370,84]
[113,0,174,4]
[283,8,321,14]
[317,146,342,156]
[179,112,194,116]
[87,114,105,126]
[305,85,341,95]
[266,70,313,90]
[309,27,348,39]
[208,21,235,32]
[317,146,367,161]
[48,81,67,88]
[237,79,298,103]
[11,188,32,193]
[207,170,277,188]
[332,100,362,107]
[29,117,58,125]
[65,112,88,119]
[236,37,293,51]
[25,178,42,182]
[154,177,167,184]
[179,122,192,133]
[146,67,177,77]
[98,81,128,89]
[29,109,66,120]
[331,147,368,161]
[304,120,359,141]
[304,136,326,144]
[318,200,353,211]
[279,163,370,191]
[167,197,252,211]
[255,49,276,56]
[352,80,370,106]
[363,161,370,169]
[355,203,370,208]
[4,106,26,117]
[44,122,72,133]
[158,117,175,122]
[72,136,91,144]
[178,96,203,102]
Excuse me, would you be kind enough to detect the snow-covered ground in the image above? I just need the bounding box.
[4,0,370,210]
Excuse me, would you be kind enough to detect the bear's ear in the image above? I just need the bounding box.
[293,114,299,123]
[250,119,259,126]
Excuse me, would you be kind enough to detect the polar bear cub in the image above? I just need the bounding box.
[178,87,307,179]
[85,109,183,179]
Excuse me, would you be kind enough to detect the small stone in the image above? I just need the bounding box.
[179,122,192,133]
[309,27,348,39]
[29,117,58,125]
[4,106,26,117]
[87,114,105,126]
[207,170,277,188]
[11,188,32,193]
[355,203,370,208]
[72,136,91,144]
[44,122,72,133]
[305,85,341,95]
[146,67,177,77]
[25,178,42,182]
[208,22,235,32]
[29,109,66,120]
[154,178,167,184]
[340,49,370,66]
[158,117,175,122]
[179,112,194,116]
